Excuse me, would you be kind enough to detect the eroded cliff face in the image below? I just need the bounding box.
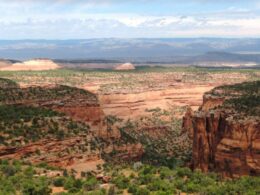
[0,85,106,135]
[184,81,260,177]
[99,84,215,119]
[200,94,225,112]
[0,136,100,167]
[0,81,144,170]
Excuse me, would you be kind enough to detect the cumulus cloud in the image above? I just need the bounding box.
[1,15,260,39]
[0,0,259,38]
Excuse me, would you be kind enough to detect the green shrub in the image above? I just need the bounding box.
[22,177,51,195]
[86,189,106,195]
[23,166,35,178]
[138,174,153,185]
[175,167,192,178]
[147,178,173,192]
[1,165,17,177]
[135,187,150,195]
[53,177,66,187]
[64,177,75,190]
[83,177,99,191]
[128,184,138,194]
[113,175,129,189]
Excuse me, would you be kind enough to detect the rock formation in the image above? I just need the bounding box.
[0,84,104,132]
[0,59,60,71]
[0,82,106,167]
[183,81,260,177]
[0,136,101,167]
[0,78,144,169]
[99,84,215,119]
[114,62,135,70]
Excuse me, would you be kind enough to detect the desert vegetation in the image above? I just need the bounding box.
[0,78,19,88]
[0,67,259,94]
[212,81,260,116]
[0,78,102,167]
[0,105,94,146]
[0,84,97,104]
[102,106,192,168]
[1,160,259,195]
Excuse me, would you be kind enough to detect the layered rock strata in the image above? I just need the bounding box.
[183,81,260,177]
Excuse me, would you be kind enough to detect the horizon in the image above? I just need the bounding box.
[1,38,260,60]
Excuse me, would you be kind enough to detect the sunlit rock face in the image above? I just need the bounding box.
[183,81,260,177]
[0,59,60,71]
[114,62,135,70]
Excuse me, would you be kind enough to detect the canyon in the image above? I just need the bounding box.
[0,68,259,179]
[80,70,258,120]
[0,82,105,169]
[98,84,216,119]
[0,79,145,173]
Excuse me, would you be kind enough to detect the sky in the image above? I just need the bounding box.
[0,0,260,39]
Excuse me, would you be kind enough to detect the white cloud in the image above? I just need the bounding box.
[0,0,260,38]
[1,14,260,39]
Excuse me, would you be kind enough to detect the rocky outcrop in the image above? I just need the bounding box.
[99,84,215,119]
[103,143,144,161]
[0,59,60,71]
[200,94,225,111]
[114,63,135,70]
[184,81,260,177]
[182,107,194,138]
[191,110,260,177]
[0,136,100,167]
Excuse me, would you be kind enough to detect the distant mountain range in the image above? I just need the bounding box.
[0,38,260,66]
[184,52,260,65]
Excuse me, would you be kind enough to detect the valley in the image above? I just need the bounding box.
[0,66,259,194]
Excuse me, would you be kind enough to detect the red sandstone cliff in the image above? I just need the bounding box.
[183,82,260,177]
[0,136,100,167]
[0,85,107,137]
[0,83,143,169]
